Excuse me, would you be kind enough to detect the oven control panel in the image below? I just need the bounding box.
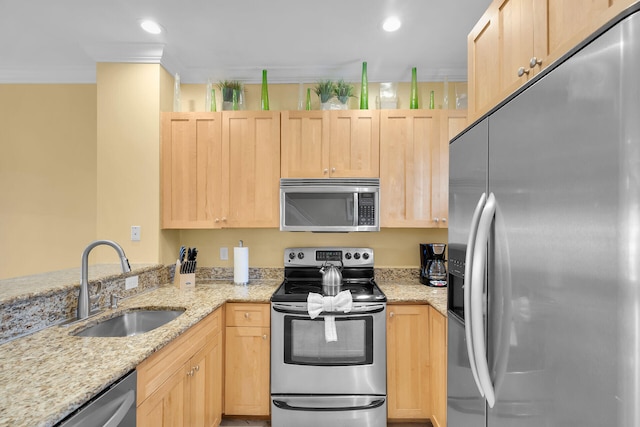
[285,247,374,268]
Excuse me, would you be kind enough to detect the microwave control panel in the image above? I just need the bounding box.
[357,193,376,226]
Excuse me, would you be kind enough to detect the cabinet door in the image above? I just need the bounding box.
[547,0,609,55]
[281,111,330,178]
[329,110,380,177]
[224,326,270,416]
[189,331,223,427]
[380,110,440,228]
[161,112,222,229]
[429,306,447,427]
[387,304,430,419]
[468,7,501,120]
[222,111,281,228]
[138,362,189,427]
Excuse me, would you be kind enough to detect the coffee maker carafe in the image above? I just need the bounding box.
[420,243,447,286]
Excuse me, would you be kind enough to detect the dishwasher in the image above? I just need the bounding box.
[56,370,136,427]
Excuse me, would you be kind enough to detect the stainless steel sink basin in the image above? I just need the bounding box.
[74,308,186,337]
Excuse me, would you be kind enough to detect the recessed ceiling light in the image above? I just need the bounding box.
[140,20,163,35]
[382,16,401,32]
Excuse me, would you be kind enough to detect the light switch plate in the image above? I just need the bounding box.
[131,225,141,241]
[125,276,139,290]
[220,247,229,260]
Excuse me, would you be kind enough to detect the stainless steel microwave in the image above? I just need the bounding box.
[280,178,380,232]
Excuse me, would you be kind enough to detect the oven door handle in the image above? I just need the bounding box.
[272,398,385,412]
[272,305,385,315]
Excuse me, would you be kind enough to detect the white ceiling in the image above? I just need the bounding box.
[0,0,491,84]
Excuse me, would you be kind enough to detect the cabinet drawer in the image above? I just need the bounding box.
[226,303,270,327]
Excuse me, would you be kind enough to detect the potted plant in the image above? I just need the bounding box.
[218,80,243,110]
[334,79,355,108]
[314,80,335,109]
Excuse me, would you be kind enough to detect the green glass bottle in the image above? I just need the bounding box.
[211,88,216,112]
[232,89,239,111]
[360,62,368,109]
[306,88,312,110]
[429,90,435,109]
[410,67,419,109]
[261,69,270,111]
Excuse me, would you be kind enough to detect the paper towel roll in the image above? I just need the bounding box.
[234,246,249,285]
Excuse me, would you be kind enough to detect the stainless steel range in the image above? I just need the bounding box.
[271,247,387,427]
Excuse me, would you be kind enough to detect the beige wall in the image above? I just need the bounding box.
[1,71,458,279]
[0,85,97,278]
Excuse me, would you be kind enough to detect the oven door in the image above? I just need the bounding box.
[271,395,387,427]
[271,302,386,395]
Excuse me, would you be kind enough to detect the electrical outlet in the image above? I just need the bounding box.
[220,247,229,260]
[125,275,139,290]
[131,225,141,241]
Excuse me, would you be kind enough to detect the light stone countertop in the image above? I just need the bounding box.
[0,278,446,427]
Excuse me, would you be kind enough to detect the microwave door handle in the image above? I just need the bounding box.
[350,193,357,226]
[465,192,487,398]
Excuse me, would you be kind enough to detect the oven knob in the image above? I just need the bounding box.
[362,252,370,260]
[297,252,304,260]
[345,252,352,260]
[288,252,295,260]
[354,252,361,260]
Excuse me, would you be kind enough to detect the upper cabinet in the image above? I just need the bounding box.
[161,113,223,229]
[468,0,636,121]
[161,111,280,229]
[281,110,380,178]
[380,110,466,228]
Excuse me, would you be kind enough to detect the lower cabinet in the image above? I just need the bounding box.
[387,304,431,419]
[137,307,223,427]
[429,305,447,427]
[386,304,447,425]
[224,303,270,416]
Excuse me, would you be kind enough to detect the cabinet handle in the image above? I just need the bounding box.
[517,67,530,77]
[529,56,542,68]
[262,334,268,340]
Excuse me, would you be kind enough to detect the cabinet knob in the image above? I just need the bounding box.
[244,312,250,319]
[187,368,195,377]
[323,168,329,174]
[390,312,394,318]
[222,217,227,222]
[517,67,530,77]
[215,218,220,223]
[441,218,447,223]
[434,218,440,223]
[262,334,268,340]
[331,167,336,173]
[194,365,200,372]
[529,56,542,68]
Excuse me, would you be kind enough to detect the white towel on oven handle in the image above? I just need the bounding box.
[307,290,353,342]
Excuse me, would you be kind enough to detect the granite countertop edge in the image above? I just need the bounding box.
[0,279,446,427]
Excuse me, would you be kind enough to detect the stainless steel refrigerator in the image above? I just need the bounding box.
[447,5,640,427]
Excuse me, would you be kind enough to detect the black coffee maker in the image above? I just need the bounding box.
[420,243,447,286]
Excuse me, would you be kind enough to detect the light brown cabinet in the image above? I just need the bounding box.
[224,303,270,416]
[387,304,431,419]
[281,110,380,178]
[429,306,447,427]
[161,113,222,229]
[137,308,223,427]
[161,111,280,229]
[468,0,636,121]
[380,110,466,228]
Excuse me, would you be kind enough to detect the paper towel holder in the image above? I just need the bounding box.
[234,240,249,286]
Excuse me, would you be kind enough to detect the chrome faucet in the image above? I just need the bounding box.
[78,240,131,320]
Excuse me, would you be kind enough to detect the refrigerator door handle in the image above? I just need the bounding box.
[471,192,497,408]
[464,192,487,397]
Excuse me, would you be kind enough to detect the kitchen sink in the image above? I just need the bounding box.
[74,308,186,337]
